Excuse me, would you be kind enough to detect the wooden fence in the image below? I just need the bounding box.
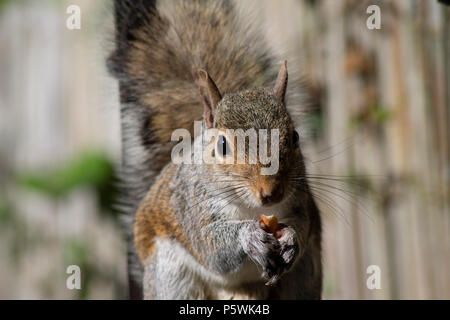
[0,0,448,299]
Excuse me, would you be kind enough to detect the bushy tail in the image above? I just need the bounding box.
[109,0,276,145]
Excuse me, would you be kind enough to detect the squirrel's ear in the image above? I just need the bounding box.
[196,69,222,129]
[273,60,288,104]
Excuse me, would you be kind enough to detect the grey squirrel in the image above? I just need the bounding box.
[108,0,322,299]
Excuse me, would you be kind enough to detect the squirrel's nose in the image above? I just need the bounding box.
[259,185,284,206]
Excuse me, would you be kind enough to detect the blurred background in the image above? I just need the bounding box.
[0,0,448,299]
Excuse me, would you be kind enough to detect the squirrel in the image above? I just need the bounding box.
[108,0,322,299]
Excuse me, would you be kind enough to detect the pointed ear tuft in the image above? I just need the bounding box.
[196,69,222,128]
[273,60,288,104]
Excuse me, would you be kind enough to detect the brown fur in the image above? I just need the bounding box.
[109,0,275,151]
[134,164,209,266]
[133,165,184,260]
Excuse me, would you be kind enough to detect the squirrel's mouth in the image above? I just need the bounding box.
[252,184,285,207]
[259,191,284,207]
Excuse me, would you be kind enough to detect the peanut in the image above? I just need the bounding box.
[259,215,279,234]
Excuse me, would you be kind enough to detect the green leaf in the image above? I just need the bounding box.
[18,150,116,199]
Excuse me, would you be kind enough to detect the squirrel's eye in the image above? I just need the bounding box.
[293,130,299,147]
[217,135,230,157]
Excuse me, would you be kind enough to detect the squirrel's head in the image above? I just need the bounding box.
[196,61,305,208]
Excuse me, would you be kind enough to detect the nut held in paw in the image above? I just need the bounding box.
[259,215,279,234]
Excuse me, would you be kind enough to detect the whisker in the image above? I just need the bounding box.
[199,179,247,186]
[187,184,247,210]
[304,181,372,221]
[299,178,367,199]
[296,183,350,224]
[290,174,375,189]
[209,188,247,218]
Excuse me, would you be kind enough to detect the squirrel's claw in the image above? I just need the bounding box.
[264,273,281,286]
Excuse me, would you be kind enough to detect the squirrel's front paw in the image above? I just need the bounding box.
[275,224,300,271]
[240,221,285,285]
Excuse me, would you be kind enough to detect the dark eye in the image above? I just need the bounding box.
[217,135,230,157]
[293,130,299,147]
